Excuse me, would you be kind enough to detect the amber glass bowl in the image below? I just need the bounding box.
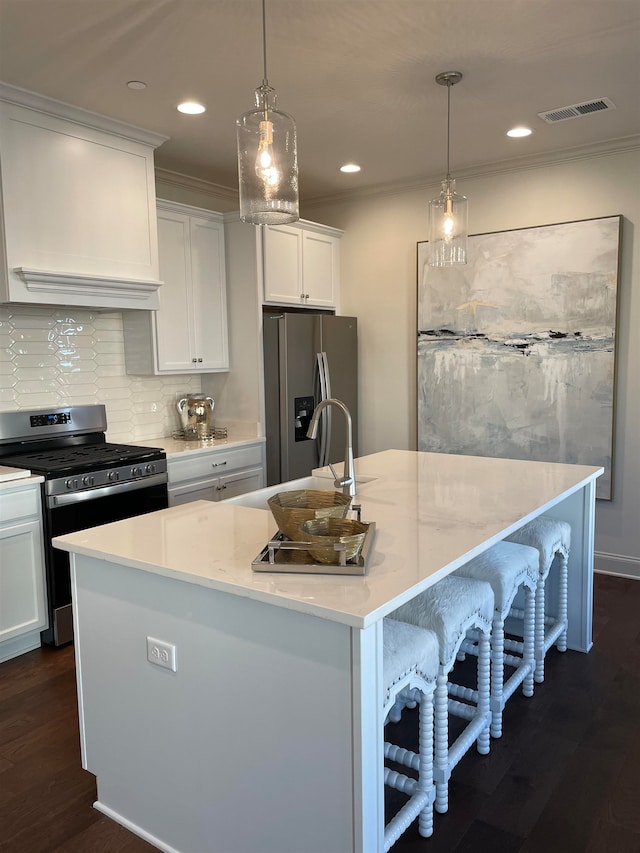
[267,489,351,540]
[299,517,368,564]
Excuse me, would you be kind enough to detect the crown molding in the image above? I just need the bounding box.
[304,135,640,208]
[154,135,640,210]
[0,82,168,149]
[154,167,239,202]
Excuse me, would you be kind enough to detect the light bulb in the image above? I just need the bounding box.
[442,193,455,241]
[255,119,280,187]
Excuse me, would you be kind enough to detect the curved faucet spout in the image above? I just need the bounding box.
[306,398,356,498]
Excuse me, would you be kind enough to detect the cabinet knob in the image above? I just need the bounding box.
[198,357,203,362]
[192,358,197,363]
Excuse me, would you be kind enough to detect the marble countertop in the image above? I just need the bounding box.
[0,472,44,492]
[134,432,265,459]
[53,450,602,628]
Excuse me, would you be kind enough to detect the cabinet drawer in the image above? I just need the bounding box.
[0,485,41,524]
[167,444,264,485]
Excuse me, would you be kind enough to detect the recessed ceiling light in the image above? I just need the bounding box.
[127,81,147,90]
[340,163,361,173]
[507,126,533,138]
[178,101,206,115]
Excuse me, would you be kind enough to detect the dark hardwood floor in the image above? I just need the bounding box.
[1,573,639,853]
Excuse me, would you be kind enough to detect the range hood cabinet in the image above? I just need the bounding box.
[0,84,167,311]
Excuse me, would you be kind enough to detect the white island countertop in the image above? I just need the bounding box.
[53,450,602,630]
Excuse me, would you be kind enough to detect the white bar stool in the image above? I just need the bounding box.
[506,516,571,682]
[391,576,493,815]
[453,541,539,738]
[382,618,439,849]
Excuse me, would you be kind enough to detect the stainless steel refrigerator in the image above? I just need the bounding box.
[263,311,358,485]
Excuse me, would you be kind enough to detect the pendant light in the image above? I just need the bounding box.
[428,71,468,266]
[236,0,299,225]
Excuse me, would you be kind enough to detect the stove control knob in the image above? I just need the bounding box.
[65,478,78,490]
[131,466,142,477]
[82,475,94,487]
[107,470,120,482]
[145,463,156,475]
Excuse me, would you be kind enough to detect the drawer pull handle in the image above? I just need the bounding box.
[211,461,228,468]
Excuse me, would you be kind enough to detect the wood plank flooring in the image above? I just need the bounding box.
[1,573,639,853]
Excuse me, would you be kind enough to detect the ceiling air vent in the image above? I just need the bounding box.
[538,98,616,123]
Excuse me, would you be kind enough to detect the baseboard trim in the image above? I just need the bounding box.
[594,551,640,580]
[93,801,180,853]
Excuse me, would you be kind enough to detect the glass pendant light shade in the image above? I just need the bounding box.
[237,83,299,224]
[428,178,468,266]
[428,71,468,266]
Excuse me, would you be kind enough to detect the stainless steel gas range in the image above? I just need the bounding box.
[0,405,168,646]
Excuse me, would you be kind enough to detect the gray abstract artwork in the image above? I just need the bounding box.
[417,216,621,499]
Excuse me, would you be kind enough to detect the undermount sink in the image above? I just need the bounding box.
[222,473,376,511]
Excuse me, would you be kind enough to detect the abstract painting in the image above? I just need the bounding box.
[417,215,622,499]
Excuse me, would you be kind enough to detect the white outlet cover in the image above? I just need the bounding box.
[146,636,177,672]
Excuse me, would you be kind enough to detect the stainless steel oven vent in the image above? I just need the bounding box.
[538,98,616,123]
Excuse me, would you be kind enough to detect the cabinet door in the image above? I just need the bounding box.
[217,467,265,500]
[0,519,47,643]
[155,211,195,372]
[168,478,219,507]
[263,224,304,305]
[302,231,338,308]
[190,217,229,370]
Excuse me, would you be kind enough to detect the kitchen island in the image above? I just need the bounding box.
[53,450,601,853]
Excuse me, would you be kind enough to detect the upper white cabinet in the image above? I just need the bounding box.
[0,83,167,310]
[123,200,229,374]
[262,220,342,309]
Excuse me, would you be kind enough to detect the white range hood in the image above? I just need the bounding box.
[0,83,168,311]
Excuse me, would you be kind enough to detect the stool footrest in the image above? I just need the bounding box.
[449,711,491,768]
[383,788,433,851]
[448,681,478,703]
[448,696,477,720]
[384,741,420,772]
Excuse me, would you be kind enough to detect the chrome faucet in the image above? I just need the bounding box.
[306,398,356,498]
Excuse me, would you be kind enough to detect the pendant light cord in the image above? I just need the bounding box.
[261,0,268,86]
[446,80,451,181]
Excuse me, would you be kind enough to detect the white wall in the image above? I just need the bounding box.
[305,146,640,576]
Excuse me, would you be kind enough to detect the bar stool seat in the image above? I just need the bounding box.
[382,618,439,849]
[391,575,493,815]
[506,516,571,682]
[453,540,539,737]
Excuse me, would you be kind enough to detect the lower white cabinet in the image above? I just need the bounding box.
[167,442,265,507]
[0,482,48,663]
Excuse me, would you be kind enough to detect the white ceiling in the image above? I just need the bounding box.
[1,0,639,202]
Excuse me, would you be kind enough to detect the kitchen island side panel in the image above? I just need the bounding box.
[71,554,359,853]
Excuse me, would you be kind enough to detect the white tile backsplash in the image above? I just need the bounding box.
[0,305,203,442]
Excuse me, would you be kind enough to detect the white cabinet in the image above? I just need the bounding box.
[0,83,166,310]
[0,481,47,663]
[167,442,265,507]
[122,201,229,374]
[262,220,342,309]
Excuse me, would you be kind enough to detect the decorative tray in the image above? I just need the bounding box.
[251,522,376,576]
[171,426,228,441]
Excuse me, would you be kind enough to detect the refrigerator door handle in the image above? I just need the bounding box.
[316,351,331,468]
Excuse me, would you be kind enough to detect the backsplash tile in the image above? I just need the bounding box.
[0,305,203,442]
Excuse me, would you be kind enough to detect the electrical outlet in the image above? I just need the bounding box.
[146,636,177,672]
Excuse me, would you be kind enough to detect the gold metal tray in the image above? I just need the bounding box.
[251,522,376,575]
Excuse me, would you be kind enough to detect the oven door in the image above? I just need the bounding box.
[42,478,168,646]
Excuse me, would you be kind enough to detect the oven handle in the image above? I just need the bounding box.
[47,473,168,508]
